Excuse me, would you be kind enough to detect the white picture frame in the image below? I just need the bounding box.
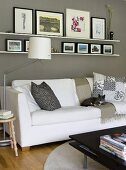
[13,7,33,34]
[66,9,90,38]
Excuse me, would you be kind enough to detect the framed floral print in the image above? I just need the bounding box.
[66,9,90,38]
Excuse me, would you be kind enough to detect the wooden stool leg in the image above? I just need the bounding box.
[10,121,18,156]
[9,122,13,148]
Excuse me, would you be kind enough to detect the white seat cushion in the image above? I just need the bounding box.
[31,106,101,126]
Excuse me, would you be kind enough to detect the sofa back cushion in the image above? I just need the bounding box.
[12,79,79,111]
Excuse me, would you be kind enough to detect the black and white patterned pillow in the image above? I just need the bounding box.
[31,82,61,111]
[93,72,126,102]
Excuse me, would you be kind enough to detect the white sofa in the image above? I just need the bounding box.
[2,78,126,150]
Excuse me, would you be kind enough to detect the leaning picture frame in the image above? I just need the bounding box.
[24,40,29,52]
[91,17,106,39]
[90,44,101,54]
[66,8,90,38]
[103,44,113,54]
[13,7,33,34]
[62,42,75,53]
[6,39,23,52]
[35,10,63,36]
[77,43,89,53]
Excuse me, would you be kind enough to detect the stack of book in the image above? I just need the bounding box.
[99,133,126,160]
[0,110,13,119]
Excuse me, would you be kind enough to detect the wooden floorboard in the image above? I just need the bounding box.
[0,131,63,170]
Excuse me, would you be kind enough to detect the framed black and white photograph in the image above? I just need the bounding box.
[77,43,88,53]
[91,17,106,39]
[24,40,29,52]
[90,44,101,54]
[66,9,90,38]
[62,42,75,53]
[13,7,33,34]
[6,39,23,52]
[35,10,63,36]
[103,44,113,54]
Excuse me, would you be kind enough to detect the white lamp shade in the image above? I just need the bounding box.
[28,37,51,59]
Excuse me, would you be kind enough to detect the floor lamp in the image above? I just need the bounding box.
[0,37,51,146]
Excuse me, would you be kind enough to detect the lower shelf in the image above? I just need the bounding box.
[0,51,120,56]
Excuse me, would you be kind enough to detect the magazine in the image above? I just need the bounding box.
[100,133,126,150]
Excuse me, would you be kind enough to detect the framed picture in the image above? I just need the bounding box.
[62,42,75,53]
[77,43,89,53]
[13,7,33,34]
[66,9,90,38]
[6,39,23,52]
[24,40,29,52]
[103,44,113,54]
[91,17,106,39]
[35,10,63,36]
[90,44,101,54]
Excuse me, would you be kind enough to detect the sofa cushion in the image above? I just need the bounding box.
[31,106,101,126]
[15,84,40,112]
[93,72,125,102]
[31,82,61,111]
[12,79,79,107]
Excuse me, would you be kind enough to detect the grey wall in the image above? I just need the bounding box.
[0,0,126,85]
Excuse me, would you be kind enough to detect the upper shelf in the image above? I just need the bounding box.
[0,32,120,43]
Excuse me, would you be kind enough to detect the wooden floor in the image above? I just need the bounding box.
[0,131,63,170]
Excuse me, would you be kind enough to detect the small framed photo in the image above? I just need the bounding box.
[103,44,113,54]
[90,44,101,54]
[13,7,33,34]
[6,39,23,52]
[62,42,75,53]
[77,43,88,53]
[91,17,106,39]
[66,9,90,38]
[24,40,29,52]
[35,10,63,36]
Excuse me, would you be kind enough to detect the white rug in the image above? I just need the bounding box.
[44,142,108,170]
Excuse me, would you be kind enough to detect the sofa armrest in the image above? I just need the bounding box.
[6,88,31,128]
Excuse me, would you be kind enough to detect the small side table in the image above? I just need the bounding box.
[0,116,18,156]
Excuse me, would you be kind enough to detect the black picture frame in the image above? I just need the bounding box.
[35,10,64,36]
[77,43,89,53]
[102,44,113,54]
[24,40,29,52]
[62,42,75,53]
[13,7,33,34]
[6,39,23,52]
[91,17,106,39]
[90,44,101,54]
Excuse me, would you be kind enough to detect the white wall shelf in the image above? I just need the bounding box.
[0,32,120,43]
[0,51,120,57]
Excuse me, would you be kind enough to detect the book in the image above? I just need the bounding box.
[99,145,126,161]
[0,113,13,119]
[0,110,11,116]
[100,140,126,157]
[100,134,126,150]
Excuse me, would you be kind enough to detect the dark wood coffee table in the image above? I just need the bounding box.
[69,126,126,170]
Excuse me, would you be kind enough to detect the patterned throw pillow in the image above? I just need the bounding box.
[93,72,126,102]
[31,82,61,111]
